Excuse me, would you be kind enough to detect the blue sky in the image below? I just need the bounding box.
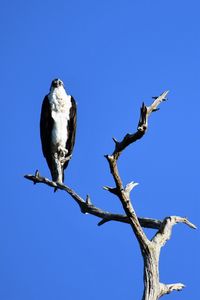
[1,0,199,299]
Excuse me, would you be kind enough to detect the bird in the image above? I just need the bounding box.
[40,78,77,184]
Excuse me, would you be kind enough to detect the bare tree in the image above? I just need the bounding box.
[25,91,196,300]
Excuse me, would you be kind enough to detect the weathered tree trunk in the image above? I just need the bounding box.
[142,245,160,300]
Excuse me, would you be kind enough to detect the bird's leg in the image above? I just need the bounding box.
[57,146,71,165]
[51,146,72,183]
[52,152,63,183]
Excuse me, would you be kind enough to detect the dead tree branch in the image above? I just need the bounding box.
[159,283,185,297]
[112,91,169,159]
[24,90,196,300]
[152,216,196,247]
[103,91,196,300]
[24,172,162,229]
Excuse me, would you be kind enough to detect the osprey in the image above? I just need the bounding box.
[40,78,77,184]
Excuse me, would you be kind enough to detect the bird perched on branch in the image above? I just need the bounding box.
[40,78,77,184]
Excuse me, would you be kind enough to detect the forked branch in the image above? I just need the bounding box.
[103,91,196,300]
[104,91,169,250]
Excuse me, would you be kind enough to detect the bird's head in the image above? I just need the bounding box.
[50,78,64,89]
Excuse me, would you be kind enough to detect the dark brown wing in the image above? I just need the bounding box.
[64,96,77,170]
[40,95,54,173]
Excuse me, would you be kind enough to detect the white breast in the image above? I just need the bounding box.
[48,86,72,148]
